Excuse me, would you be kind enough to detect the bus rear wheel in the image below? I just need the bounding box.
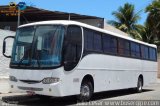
[77,80,93,102]
[136,77,143,93]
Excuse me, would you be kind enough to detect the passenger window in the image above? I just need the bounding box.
[124,41,130,56]
[149,48,157,61]
[102,35,117,54]
[84,29,94,50]
[141,45,149,59]
[84,29,102,52]
[131,42,140,58]
[118,39,124,55]
[93,32,102,52]
[110,37,117,54]
[118,39,130,56]
[102,35,110,53]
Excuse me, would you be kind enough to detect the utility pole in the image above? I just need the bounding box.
[17,9,20,27]
[68,13,70,20]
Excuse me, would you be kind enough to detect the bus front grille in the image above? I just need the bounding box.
[19,80,41,84]
[18,86,43,91]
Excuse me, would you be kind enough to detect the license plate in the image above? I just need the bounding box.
[26,91,35,95]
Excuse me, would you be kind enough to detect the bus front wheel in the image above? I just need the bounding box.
[77,80,93,102]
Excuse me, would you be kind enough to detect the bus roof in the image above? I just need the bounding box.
[19,20,156,48]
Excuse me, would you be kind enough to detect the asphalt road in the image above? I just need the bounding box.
[0,82,160,106]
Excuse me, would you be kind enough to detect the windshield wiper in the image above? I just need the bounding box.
[35,40,41,68]
[18,44,32,67]
[18,55,30,67]
[18,56,25,66]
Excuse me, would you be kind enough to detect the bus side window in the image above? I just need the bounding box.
[102,34,110,53]
[144,46,149,59]
[149,47,157,61]
[118,39,125,55]
[141,45,149,60]
[141,45,145,59]
[131,42,140,58]
[93,32,102,52]
[118,39,130,56]
[124,40,130,56]
[102,34,117,54]
[84,29,94,51]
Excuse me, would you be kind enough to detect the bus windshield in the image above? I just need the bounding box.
[10,25,65,69]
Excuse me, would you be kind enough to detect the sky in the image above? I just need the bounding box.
[0,0,153,25]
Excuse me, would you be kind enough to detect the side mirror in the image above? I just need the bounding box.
[3,41,6,54]
[3,36,15,58]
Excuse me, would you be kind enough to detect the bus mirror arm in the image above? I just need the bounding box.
[3,41,6,54]
[3,36,15,58]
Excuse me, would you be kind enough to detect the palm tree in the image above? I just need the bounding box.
[108,3,142,39]
[137,22,154,43]
[145,0,160,46]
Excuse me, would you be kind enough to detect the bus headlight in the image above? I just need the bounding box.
[9,76,18,82]
[42,77,60,84]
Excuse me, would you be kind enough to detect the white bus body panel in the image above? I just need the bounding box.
[10,54,157,97]
[78,54,157,92]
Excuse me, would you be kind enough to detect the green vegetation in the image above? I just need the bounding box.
[146,0,160,46]
[108,3,142,40]
[108,0,160,50]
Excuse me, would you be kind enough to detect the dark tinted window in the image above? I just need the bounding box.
[84,28,102,52]
[118,39,130,56]
[141,45,149,59]
[102,35,110,53]
[131,42,140,58]
[67,26,82,43]
[110,37,117,53]
[102,34,117,54]
[84,29,93,50]
[93,32,102,52]
[83,27,157,62]
[124,41,130,56]
[149,47,157,61]
[64,26,82,71]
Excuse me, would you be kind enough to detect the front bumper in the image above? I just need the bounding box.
[9,80,63,97]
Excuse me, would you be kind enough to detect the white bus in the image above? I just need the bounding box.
[3,20,157,101]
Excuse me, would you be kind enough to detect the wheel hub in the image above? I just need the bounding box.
[138,81,142,91]
[81,85,90,97]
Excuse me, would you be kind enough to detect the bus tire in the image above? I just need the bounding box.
[77,80,93,102]
[136,77,143,93]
